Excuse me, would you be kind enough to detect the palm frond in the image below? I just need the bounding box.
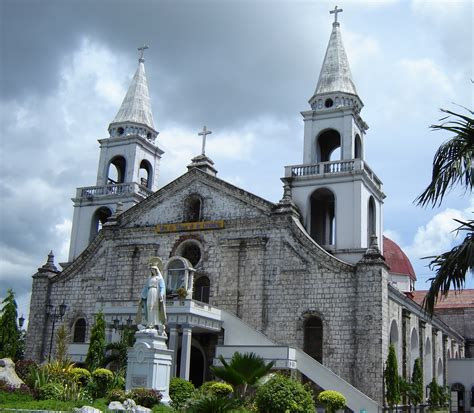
[422,219,474,314]
[416,107,474,207]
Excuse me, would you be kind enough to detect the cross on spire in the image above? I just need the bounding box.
[330,5,343,23]
[138,45,149,62]
[198,126,212,155]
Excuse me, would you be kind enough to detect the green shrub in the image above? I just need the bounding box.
[71,367,91,386]
[255,374,315,413]
[317,390,346,413]
[106,388,126,403]
[188,395,242,413]
[169,377,196,411]
[92,368,113,390]
[39,382,65,400]
[200,381,234,397]
[127,388,162,408]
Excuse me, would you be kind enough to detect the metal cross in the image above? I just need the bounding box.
[138,45,149,61]
[330,5,343,23]
[198,126,212,155]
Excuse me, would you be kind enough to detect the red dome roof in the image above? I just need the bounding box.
[383,236,416,281]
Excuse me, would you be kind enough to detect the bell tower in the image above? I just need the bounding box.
[68,46,164,261]
[285,8,385,264]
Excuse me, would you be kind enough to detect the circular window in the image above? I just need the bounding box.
[182,243,201,267]
[117,127,125,136]
[324,98,334,108]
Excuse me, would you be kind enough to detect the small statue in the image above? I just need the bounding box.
[136,257,167,332]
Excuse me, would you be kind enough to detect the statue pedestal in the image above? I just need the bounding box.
[126,329,173,405]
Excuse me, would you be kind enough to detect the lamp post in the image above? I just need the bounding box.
[46,302,67,362]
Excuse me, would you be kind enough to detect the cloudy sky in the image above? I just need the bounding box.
[1,0,472,321]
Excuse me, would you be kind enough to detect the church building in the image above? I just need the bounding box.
[26,10,467,411]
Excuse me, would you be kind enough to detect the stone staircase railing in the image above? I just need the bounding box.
[216,309,381,413]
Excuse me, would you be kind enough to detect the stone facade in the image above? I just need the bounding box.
[26,168,465,404]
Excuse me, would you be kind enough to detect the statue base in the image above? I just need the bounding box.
[126,329,173,405]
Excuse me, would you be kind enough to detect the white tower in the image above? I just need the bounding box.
[68,47,163,261]
[285,8,385,264]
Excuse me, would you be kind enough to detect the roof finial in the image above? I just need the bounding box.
[198,126,212,156]
[138,45,149,63]
[330,5,343,25]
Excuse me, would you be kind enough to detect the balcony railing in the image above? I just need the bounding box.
[285,159,382,188]
[77,182,153,200]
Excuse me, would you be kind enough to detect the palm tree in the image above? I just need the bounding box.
[210,352,274,398]
[415,107,474,314]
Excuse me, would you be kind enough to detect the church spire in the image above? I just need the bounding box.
[108,45,157,141]
[311,7,358,100]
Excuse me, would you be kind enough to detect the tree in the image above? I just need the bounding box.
[0,289,22,361]
[415,107,474,314]
[410,358,424,405]
[384,344,400,408]
[210,352,274,398]
[85,310,106,371]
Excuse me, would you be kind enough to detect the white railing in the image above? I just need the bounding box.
[78,182,153,199]
[285,159,382,189]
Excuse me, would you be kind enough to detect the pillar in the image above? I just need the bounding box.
[168,325,179,377]
[179,325,192,380]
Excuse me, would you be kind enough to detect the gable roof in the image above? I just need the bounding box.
[118,167,276,226]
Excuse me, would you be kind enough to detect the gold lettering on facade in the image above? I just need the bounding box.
[156,220,225,233]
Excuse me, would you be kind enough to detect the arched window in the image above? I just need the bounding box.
[90,207,112,241]
[184,195,202,222]
[304,315,323,363]
[436,358,443,384]
[424,337,433,385]
[410,327,419,376]
[165,257,195,296]
[368,196,376,242]
[317,129,341,162]
[73,318,86,343]
[193,276,210,303]
[310,188,335,248]
[354,134,362,159]
[139,160,153,189]
[389,320,401,375]
[107,156,126,184]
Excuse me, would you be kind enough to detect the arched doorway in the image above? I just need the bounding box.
[303,315,323,363]
[176,344,206,387]
[107,156,126,184]
[90,207,112,242]
[139,159,153,189]
[451,383,465,413]
[317,129,341,162]
[193,276,210,303]
[310,188,335,248]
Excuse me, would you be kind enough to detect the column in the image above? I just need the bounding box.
[432,328,438,382]
[168,325,179,378]
[179,325,192,380]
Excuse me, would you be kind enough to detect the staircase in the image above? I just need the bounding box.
[215,309,381,413]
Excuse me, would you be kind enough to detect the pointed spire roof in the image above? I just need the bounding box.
[111,49,156,130]
[314,20,357,97]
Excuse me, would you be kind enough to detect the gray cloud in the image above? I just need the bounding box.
[1,0,473,318]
